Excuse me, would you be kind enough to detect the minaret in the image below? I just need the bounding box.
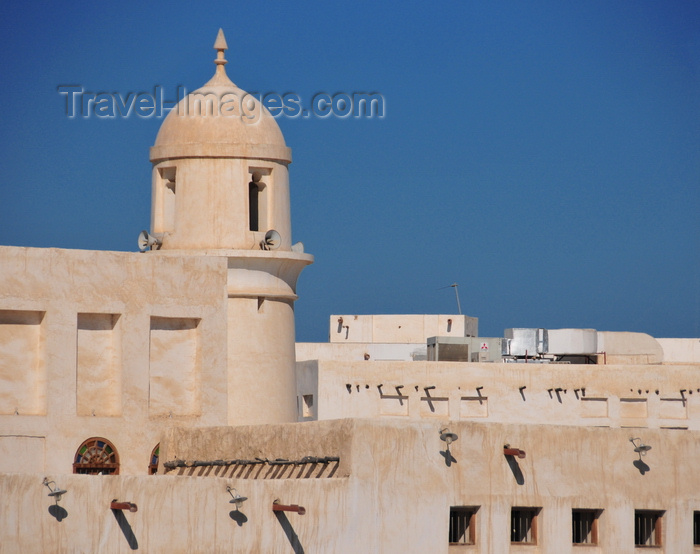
[149,30,313,425]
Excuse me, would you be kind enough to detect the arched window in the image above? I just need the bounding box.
[249,179,260,231]
[73,437,120,475]
[149,443,160,475]
[248,170,268,232]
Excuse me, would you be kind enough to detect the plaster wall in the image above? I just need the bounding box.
[329,314,478,343]
[226,297,298,424]
[76,313,122,417]
[0,241,313,472]
[296,341,428,362]
[0,309,46,415]
[297,360,700,430]
[0,246,229,475]
[0,244,311,474]
[3,419,700,553]
[597,332,664,364]
[657,338,700,363]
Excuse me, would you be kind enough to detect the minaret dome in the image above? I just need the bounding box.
[149,29,293,251]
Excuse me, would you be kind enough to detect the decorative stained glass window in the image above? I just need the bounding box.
[149,443,160,475]
[73,437,119,475]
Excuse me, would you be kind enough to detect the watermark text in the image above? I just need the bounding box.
[57,86,385,120]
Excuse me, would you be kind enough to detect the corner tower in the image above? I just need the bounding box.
[148,30,312,425]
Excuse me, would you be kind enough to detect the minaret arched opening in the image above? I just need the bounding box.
[248,170,267,232]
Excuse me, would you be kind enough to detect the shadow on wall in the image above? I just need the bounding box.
[633,459,651,475]
[440,449,457,467]
[48,504,68,522]
[505,455,525,485]
[230,510,248,526]
[112,509,139,550]
[275,511,305,554]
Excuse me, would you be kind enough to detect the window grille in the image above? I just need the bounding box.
[511,507,539,544]
[572,509,600,544]
[634,510,663,547]
[449,507,477,545]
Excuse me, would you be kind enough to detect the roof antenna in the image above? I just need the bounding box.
[439,283,462,315]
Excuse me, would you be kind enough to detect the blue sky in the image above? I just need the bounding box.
[1,1,698,341]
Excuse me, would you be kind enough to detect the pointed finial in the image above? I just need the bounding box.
[214,28,228,68]
[214,28,228,51]
[204,29,235,87]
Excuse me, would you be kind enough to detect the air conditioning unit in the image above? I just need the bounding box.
[504,328,548,357]
[427,337,506,362]
[427,337,470,362]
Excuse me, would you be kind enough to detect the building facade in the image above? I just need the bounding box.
[1,31,699,553]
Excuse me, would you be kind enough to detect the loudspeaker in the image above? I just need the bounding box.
[137,230,162,252]
[260,229,281,250]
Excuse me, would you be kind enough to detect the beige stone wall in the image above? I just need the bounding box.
[160,420,353,473]
[658,338,700,363]
[597,331,664,364]
[298,359,700,430]
[0,246,229,475]
[0,472,351,553]
[296,341,428,362]
[76,313,122,417]
[0,309,46,415]
[2,419,700,553]
[226,297,299,425]
[0,244,311,474]
[329,314,478,343]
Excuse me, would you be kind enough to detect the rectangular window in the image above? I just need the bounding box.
[572,509,600,545]
[248,168,270,232]
[155,166,176,233]
[694,512,700,546]
[302,394,314,418]
[449,507,477,545]
[511,507,539,544]
[634,510,663,547]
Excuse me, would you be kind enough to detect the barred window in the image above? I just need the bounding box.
[449,507,478,545]
[511,507,539,544]
[572,509,600,545]
[634,510,663,547]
